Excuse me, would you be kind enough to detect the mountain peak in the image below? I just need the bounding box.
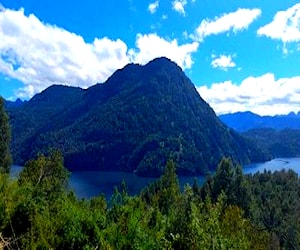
[145,57,182,73]
[146,57,178,66]
[8,57,268,176]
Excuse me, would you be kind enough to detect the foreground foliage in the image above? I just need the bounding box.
[0,154,299,249]
[0,97,12,173]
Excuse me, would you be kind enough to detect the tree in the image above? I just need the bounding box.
[0,97,12,173]
[18,150,69,197]
[141,160,180,206]
[211,158,235,203]
[210,158,250,212]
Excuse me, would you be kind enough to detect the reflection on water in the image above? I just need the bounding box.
[11,158,300,199]
[69,172,206,199]
[243,158,300,175]
[11,165,205,199]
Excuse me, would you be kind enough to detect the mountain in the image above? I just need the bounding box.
[219,111,300,132]
[4,98,25,108]
[7,57,268,176]
[243,128,300,158]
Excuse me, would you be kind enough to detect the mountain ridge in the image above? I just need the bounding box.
[7,57,268,176]
[219,111,300,132]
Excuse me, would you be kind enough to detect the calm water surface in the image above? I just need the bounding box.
[12,158,300,199]
[243,158,300,175]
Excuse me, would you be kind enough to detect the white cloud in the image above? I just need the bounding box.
[197,73,300,116]
[162,14,168,20]
[172,0,187,16]
[148,1,159,14]
[211,54,236,71]
[128,33,199,69]
[194,8,261,41]
[0,8,130,98]
[257,3,300,43]
[0,8,199,99]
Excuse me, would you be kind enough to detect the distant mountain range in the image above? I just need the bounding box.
[218,111,300,158]
[6,57,268,176]
[219,111,300,132]
[5,98,25,109]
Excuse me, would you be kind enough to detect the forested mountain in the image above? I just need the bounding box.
[4,98,25,109]
[7,57,268,176]
[219,111,300,158]
[243,128,300,158]
[219,111,300,132]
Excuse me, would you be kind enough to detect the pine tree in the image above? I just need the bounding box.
[0,97,12,173]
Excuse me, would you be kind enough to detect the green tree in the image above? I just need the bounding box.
[141,159,180,215]
[247,169,300,249]
[210,158,250,212]
[18,150,69,197]
[211,158,235,203]
[0,97,12,173]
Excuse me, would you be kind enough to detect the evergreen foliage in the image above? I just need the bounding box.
[0,155,299,249]
[0,97,12,173]
[7,58,268,176]
[244,128,300,158]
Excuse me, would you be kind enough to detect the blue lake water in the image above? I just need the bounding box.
[11,158,300,200]
[243,158,300,174]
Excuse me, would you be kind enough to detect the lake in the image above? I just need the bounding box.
[11,158,300,200]
[243,158,300,174]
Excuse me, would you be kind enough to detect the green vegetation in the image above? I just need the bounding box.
[2,59,298,248]
[7,58,268,176]
[243,128,300,158]
[0,153,299,249]
[0,97,12,173]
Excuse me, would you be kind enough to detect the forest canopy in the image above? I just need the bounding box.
[0,154,299,249]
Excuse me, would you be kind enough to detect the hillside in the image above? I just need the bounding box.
[4,98,25,109]
[243,128,300,158]
[219,111,300,132]
[7,57,268,176]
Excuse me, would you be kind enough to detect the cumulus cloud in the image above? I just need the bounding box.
[194,8,261,41]
[257,3,300,43]
[128,33,199,69]
[197,73,300,116]
[0,7,199,99]
[172,0,187,16]
[0,7,129,98]
[148,1,159,14]
[211,54,236,71]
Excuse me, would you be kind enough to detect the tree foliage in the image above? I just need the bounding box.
[244,128,300,158]
[0,97,12,173]
[7,58,268,176]
[0,156,299,249]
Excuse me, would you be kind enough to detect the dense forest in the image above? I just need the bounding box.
[1,97,300,249]
[7,57,268,176]
[243,128,300,158]
[220,112,300,158]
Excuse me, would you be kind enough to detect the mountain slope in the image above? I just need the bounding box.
[4,98,25,108]
[243,128,300,158]
[8,57,268,176]
[219,111,300,132]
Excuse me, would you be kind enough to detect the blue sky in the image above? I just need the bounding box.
[0,0,300,115]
